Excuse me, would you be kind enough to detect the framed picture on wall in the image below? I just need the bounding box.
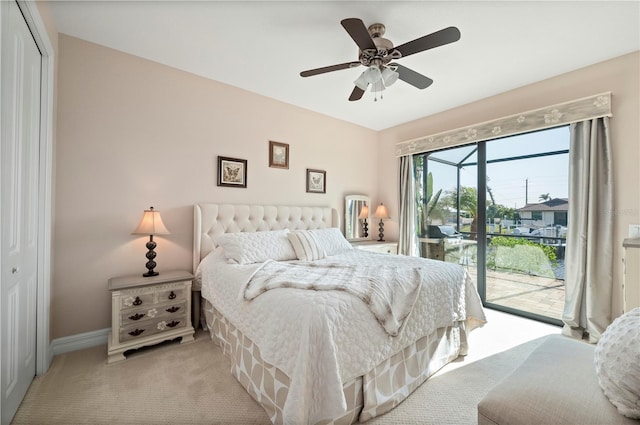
[306,169,326,194]
[269,141,289,169]
[217,156,247,188]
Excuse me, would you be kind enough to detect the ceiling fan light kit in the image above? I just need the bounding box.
[300,18,460,102]
[381,67,399,86]
[353,72,370,91]
[363,65,382,84]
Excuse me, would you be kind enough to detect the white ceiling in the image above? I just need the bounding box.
[49,1,640,131]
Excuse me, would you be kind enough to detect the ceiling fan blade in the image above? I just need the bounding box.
[300,61,361,77]
[341,18,376,51]
[349,86,365,101]
[392,64,434,89]
[394,26,461,58]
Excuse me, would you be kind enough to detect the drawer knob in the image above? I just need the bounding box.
[168,291,176,300]
[128,313,145,321]
[132,296,142,306]
[166,320,180,328]
[128,329,145,337]
[166,306,180,313]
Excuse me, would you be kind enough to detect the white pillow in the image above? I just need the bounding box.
[213,229,297,264]
[288,230,326,261]
[308,228,352,256]
[594,307,640,419]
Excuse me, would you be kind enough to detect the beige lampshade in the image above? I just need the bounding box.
[358,205,369,219]
[374,203,390,220]
[131,207,170,235]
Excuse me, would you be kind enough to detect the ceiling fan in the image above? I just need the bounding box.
[300,18,461,101]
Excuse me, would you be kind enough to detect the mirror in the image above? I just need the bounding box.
[345,195,370,241]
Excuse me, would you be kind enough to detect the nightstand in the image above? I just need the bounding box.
[351,240,398,255]
[107,270,195,363]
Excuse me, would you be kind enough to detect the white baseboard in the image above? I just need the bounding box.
[51,328,110,356]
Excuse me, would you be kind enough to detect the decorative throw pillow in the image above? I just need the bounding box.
[594,307,640,419]
[287,230,326,261]
[213,229,297,264]
[308,228,353,256]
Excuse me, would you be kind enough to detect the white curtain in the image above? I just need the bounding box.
[398,156,418,256]
[562,117,613,343]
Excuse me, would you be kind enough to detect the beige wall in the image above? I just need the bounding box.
[378,51,640,317]
[53,35,378,339]
[54,31,638,338]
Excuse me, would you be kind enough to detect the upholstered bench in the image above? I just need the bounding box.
[478,334,639,425]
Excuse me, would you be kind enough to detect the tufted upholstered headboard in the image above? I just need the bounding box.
[193,203,339,272]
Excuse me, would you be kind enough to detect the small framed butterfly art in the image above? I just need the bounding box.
[217,156,247,188]
[306,169,326,194]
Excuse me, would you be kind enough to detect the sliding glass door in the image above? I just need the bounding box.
[414,126,569,325]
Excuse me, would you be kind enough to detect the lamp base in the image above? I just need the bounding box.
[377,220,385,242]
[362,219,369,238]
[143,235,159,277]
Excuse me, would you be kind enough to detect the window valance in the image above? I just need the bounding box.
[395,92,612,157]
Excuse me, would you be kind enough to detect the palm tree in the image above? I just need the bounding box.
[487,185,496,207]
[539,193,551,202]
[458,186,478,239]
[440,186,478,239]
[416,172,446,234]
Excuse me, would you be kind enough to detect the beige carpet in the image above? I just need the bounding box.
[12,310,559,425]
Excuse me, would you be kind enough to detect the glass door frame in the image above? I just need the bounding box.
[417,131,569,326]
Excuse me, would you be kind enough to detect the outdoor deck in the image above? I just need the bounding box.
[420,238,566,320]
[421,237,566,321]
[467,267,565,320]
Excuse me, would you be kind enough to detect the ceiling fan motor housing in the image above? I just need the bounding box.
[359,23,400,67]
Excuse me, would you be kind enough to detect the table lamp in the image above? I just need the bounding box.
[131,206,170,277]
[374,203,390,242]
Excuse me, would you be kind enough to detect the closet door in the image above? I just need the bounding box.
[1,1,42,422]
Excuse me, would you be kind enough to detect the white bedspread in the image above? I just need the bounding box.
[244,260,422,336]
[198,248,486,425]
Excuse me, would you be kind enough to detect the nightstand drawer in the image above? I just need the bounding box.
[118,284,188,310]
[365,244,397,254]
[120,293,154,309]
[157,286,187,303]
[351,241,398,255]
[120,317,187,342]
[120,301,187,326]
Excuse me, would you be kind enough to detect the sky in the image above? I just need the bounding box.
[426,126,570,210]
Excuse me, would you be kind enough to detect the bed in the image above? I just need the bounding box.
[193,203,486,425]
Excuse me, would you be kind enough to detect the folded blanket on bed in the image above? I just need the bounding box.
[244,260,422,336]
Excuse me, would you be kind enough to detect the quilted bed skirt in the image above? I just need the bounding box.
[203,300,470,424]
